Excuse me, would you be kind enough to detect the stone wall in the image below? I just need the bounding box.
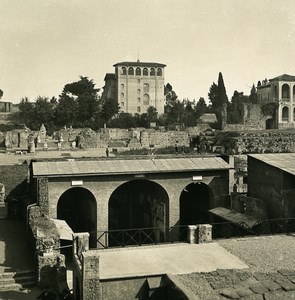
[0,165,28,200]
[216,130,295,154]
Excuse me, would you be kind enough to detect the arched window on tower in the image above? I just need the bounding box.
[282,106,289,122]
[282,84,290,100]
[137,106,141,113]
[143,68,148,76]
[121,67,126,75]
[143,94,150,106]
[143,83,149,93]
[150,68,155,76]
[136,68,141,76]
[157,68,162,76]
[293,108,295,121]
[128,67,134,76]
[293,85,295,97]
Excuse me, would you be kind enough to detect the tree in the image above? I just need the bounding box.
[217,72,228,106]
[101,98,120,125]
[0,89,3,99]
[249,84,258,104]
[195,97,207,119]
[60,76,100,126]
[55,92,78,127]
[227,91,246,123]
[208,82,218,110]
[12,97,34,127]
[164,83,178,112]
[146,106,158,123]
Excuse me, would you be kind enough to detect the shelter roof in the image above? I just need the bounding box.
[113,61,166,68]
[209,207,261,229]
[31,157,230,177]
[248,153,295,176]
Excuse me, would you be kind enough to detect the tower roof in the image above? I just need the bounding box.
[114,61,166,68]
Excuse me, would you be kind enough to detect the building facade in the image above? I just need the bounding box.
[101,61,166,115]
[257,74,295,128]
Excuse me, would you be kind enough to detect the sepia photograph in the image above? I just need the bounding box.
[1,0,295,299]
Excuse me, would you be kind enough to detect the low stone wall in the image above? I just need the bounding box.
[217,130,295,154]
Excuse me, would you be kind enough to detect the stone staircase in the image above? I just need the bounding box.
[0,269,36,292]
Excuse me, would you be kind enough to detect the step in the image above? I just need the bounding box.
[0,281,36,292]
[0,270,36,292]
[0,269,35,279]
[0,275,36,286]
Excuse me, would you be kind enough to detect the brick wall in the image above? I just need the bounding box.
[0,164,28,200]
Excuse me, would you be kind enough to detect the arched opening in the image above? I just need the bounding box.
[143,94,150,106]
[109,180,169,246]
[150,68,155,76]
[180,182,213,230]
[128,67,134,76]
[157,68,162,76]
[143,68,148,76]
[57,187,97,248]
[282,106,289,122]
[282,84,290,99]
[136,67,141,76]
[121,67,126,75]
[293,108,295,121]
[293,85,295,97]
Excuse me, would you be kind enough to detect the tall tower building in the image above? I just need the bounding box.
[102,61,166,114]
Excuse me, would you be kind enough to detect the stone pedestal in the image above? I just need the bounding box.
[187,225,197,244]
[196,224,212,244]
[187,224,212,244]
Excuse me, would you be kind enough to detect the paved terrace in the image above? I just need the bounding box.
[94,243,247,280]
[177,235,295,299]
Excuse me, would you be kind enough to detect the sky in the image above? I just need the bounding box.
[1,0,295,104]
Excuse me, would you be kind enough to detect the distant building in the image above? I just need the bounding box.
[101,61,166,115]
[0,101,19,125]
[257,74,295,128]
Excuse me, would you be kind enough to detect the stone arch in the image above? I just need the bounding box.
[143,68,148,76]
[136,67,141,76]
[121,67,126,75]
[282,84,290,99]
[157,68,162,76]
[108,179,169,246]
[282,106,289,121]
[179,182,213,227]
[150,68,155,76]
[57,187,97,248]
[128,67,134,76]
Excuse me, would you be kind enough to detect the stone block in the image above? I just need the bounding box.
[187,225,197,244]
[196,224,212,244]
[249,283,269,294]
[261,280,281,291]
[235,287,253,297]
[219,287,240,299]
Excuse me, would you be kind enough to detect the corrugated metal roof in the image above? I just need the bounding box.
[32,157,230,177]
[249,153,295,176]
[209,207,261,229]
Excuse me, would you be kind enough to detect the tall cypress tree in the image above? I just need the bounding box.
[217,72,228,106]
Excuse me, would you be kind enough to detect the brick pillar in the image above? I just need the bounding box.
[82,252,101,300]
[37,177,49,215]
